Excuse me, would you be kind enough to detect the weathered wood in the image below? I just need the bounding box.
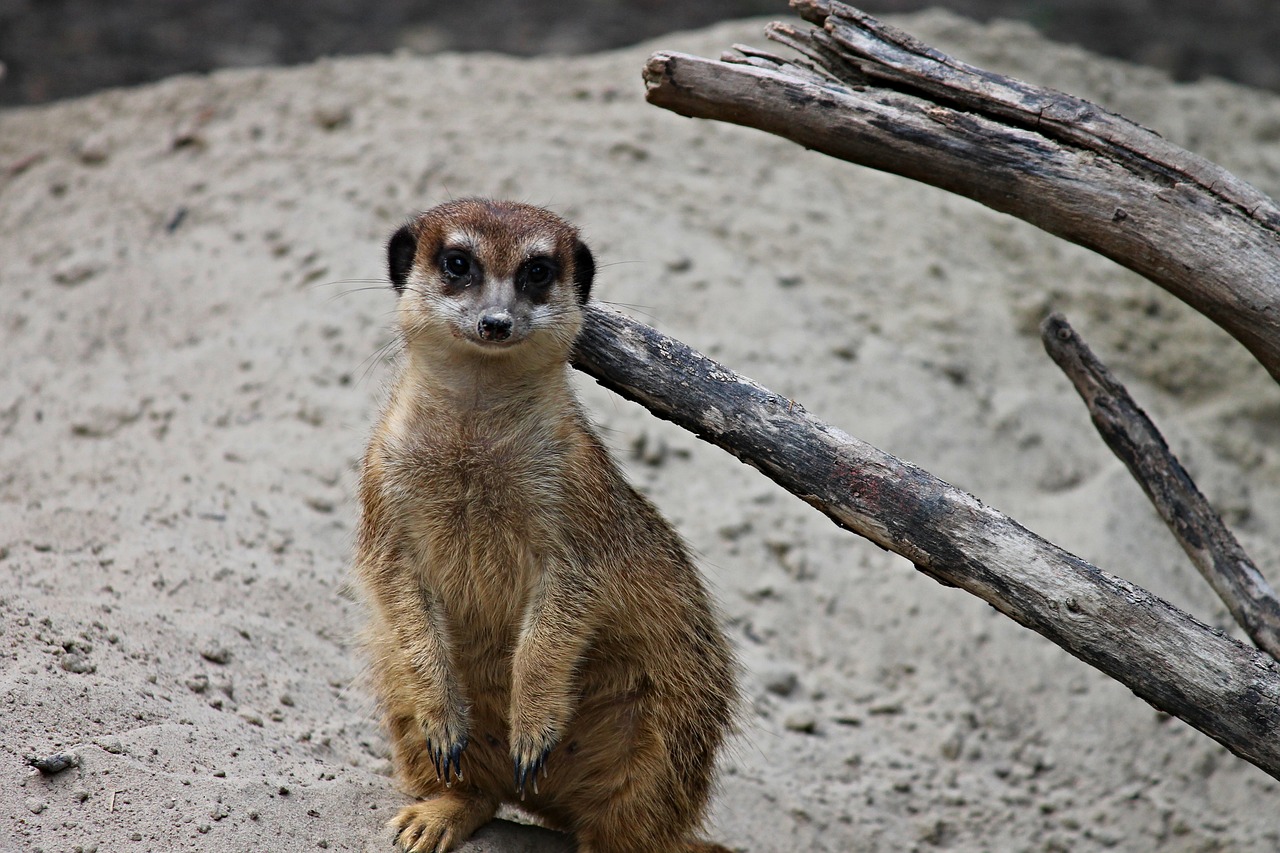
[1040,313,1280,660]
[642,1,1280,383]
[572,302,1280,780]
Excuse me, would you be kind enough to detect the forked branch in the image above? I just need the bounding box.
[1041,313,1280,660]
[642,0,1280,382]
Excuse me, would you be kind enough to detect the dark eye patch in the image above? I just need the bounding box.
[518,256,558,303]
[437,248,478,293]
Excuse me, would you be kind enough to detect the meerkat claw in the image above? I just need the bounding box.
[423,731,467,784]
[445,736,468,783]
[513,745,553,799]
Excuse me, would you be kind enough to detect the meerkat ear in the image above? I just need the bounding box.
[572,240,594,304]
[387,224,418,294]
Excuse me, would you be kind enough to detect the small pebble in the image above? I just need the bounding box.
[52,262,100,287]
[237,706,265,727]
[60,653,96,674]
[313,105,352,130]
[95,736,123,755]
[76,133,111,164]
[200,645,232,665]
[26,798,46,814]
[758,665,799,698]
[783,710,818,734]
[28,751,79,775]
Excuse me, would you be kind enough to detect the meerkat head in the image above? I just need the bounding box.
[386,199,594,364]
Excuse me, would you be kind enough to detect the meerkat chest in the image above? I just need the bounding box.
[386,419,576,621]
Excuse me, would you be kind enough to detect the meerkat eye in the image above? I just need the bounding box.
[520,258,558,301]
[441,250,472,279]
[526,260,554,286]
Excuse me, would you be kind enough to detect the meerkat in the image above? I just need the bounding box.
[354,198,738,853]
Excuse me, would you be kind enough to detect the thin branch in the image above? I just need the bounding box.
[572,302,1280,781]
[1040,313,1280,660]
[642,1,1280,383]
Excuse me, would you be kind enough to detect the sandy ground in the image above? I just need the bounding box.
[3,10,1280,852]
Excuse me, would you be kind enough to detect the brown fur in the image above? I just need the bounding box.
[354,199,738,853]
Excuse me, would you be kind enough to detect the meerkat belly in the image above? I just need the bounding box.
[394,433,572,694]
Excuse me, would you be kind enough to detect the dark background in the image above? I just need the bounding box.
[3,0,1279,107]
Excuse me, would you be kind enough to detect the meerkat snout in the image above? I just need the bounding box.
[477,311,514,342]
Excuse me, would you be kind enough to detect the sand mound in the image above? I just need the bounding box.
[3,11,1279,851]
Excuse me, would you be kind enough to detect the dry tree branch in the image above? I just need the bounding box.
[1040,313,1280,659]
[642,0,1280,382]
[573,303,1280,781]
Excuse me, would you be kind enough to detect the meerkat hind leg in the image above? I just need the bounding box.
[390,790,498,853]
[561,707,720,853]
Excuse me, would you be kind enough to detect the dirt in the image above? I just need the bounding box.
[2,8,1280,853]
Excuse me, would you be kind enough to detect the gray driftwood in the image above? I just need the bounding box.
[1041,313,1280,660]
[572,303,1280,781]
[642,0,1280,383]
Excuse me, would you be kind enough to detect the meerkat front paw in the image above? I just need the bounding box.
[510,723,559,798]
[416,711,469,784]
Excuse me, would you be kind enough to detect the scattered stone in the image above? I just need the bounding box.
[60,653,96,674]
[200,644,232,665]
[75,133,111,165]
[27,751,79,775]
[185,673,210,693]
[313,105,352,131]
[783,710,818,734]
[25,798,46,814]
[95,736,123,755]
[305,496,335,513]
[758,664,799,698]
[940,729,965,761]
[630,432,669,467]
[52,261,101,287]
[237,706,265,727]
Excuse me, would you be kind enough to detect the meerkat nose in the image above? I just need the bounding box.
[477,312,514,342]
